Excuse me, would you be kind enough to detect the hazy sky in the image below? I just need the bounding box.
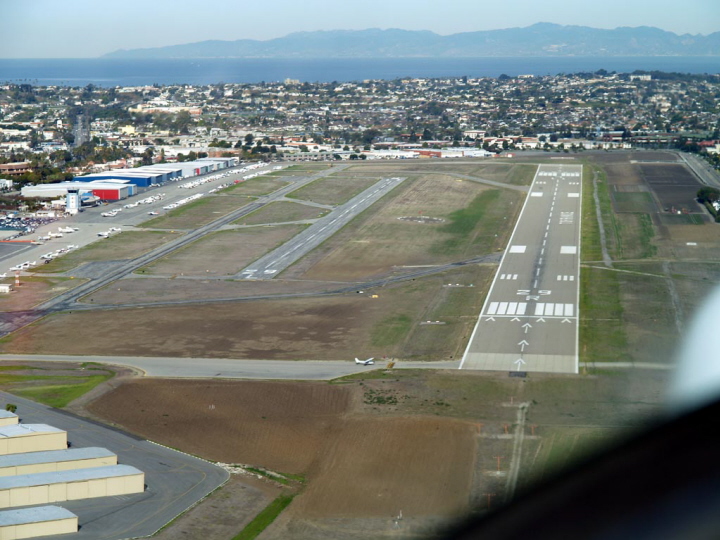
[4,0,720,58]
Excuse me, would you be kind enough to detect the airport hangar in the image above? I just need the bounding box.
[0,409,145,539]
[19,157,239,202]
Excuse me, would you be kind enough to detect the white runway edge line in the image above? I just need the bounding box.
[573,165,583,374]
[459,165,541,370]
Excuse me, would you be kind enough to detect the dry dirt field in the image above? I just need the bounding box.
[83,275,333,305]
[84,367,668,539]
[288,175,521,282]
[0,276,83,311]
[139,224,307,277]
[2,266,491,361]
[87,378,477,520]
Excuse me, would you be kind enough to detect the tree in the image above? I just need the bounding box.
[5,404,17,413]
[697,187,720,203]
[244,133,254,146]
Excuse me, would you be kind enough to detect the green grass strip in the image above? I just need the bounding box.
[232,494,295,540]
[10,374,113,408]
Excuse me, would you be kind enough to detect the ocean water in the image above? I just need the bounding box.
[1,57,719,87]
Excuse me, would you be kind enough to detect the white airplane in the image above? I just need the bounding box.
[0,273,6,278]
[148,211,159,215]
[58,226,75,233]
[355,357,375,365]
[97,232,109,238]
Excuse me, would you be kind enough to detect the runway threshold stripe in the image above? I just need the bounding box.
[487,302,499,315]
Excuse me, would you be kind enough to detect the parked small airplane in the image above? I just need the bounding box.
[0,273,6,278]
[355,357,375,365]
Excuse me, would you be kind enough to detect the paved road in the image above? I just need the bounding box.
[461,164,582,373]
[0,391,228,540]
[0,354,460,379]
[238,176,406,279]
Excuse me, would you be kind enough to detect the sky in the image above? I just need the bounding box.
[3,0,720,58]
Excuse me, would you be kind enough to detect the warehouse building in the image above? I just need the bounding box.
[0,447,117,477]
[77,169,164,188]
[0,506,78,539]
[0,426,66,457]
[0,412,18,428]
[0,465,145,509]
[21,181,133,201]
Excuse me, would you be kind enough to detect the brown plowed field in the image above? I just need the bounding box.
[292,416,474,518]
[87,378,477,519]
[88,379,353,473]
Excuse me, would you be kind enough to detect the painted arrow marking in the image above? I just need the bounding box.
[522,323,532,333]
[511,317,521,322]
[536,317,546,323]
[485,317,496,322]
[561,318,572,324]
[518,340,529,352]
[514,358,527,371]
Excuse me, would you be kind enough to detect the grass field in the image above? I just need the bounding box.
[33,231,183,273]
[234,201,328,226]
[295,175,521,281]
[612,191,657,213]
[222,177,290,197]
[142,196,249,230]
[0,363,114,408]
[138,225,307,277]
[286,175,381,206]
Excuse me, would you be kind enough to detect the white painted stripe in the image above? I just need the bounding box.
[517,303,527,315]
[507,302,518,315]
[565,304,574,317]
[498,302,508,315]
[554,304,564,316]
[487,302,499,315]
[563,275,568,281]
[531,192,543,197]
[535,303,544,316]
[561,246,577,254]
[568,193,580,198]
[557,275,562,281]
[509,245,526,253]
[544,303,555,316]
[570,275,575,281]
[513,274,518,280]
[500,274,506,279]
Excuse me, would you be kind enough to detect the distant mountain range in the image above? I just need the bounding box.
[102,24,720,59]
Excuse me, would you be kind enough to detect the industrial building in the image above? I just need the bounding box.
[0,465,145,509]
[0,448,117,477]
[0,506,78,539]
[0,426,66,457]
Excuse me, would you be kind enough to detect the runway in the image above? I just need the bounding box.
[460,163,582,373]
[238,176,406,279]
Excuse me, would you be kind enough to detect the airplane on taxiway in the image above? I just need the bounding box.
[355,357,375,365]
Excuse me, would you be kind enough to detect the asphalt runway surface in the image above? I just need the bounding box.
[0,354,460,380]
[461,163,582,373]
[238,176,406,279]
[0,391,228,540]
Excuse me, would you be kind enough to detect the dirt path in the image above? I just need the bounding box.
[504,402,529,503]
[592,170,613,268]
